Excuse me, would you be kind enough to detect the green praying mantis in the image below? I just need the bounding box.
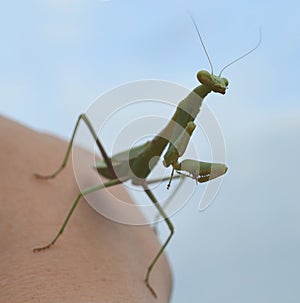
[33,18,261,298]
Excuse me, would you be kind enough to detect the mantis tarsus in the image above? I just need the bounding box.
[33,18,261,298]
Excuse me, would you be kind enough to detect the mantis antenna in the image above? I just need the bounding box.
[189,13,214,75]
[189,12,261,77]
[219,29,262,76]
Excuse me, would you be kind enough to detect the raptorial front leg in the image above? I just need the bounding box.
[34,114,116,179]
[163,122,196,189]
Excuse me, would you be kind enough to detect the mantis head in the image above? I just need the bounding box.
[197,70,229,94]
[190,14,261,95]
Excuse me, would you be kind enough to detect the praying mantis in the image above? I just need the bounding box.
[33,17,261,298]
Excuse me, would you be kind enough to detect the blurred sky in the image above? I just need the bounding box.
[1,0,300,302]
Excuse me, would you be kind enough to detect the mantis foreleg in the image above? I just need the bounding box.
[33,178,123,252]
[142,183,174,298]
[163,121,196,189]
[175,160,227,183]
[34,114,116,179]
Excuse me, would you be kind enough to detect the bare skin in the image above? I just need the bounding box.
[0,116,172,303]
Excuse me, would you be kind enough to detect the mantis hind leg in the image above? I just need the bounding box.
[33,178,122,252]
[34,113,116,179]
[142,184,174,298]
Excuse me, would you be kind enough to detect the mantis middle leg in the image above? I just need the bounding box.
[34,114,116,179]
[33,178,123,252]
[142,183,174,298]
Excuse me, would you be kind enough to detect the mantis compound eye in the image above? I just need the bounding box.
[197,70,213,86]
[222,77,229,87]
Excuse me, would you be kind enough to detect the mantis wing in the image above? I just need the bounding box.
[94,142,149,180]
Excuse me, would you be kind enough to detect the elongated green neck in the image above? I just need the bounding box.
[129,84,212,180]
[193,84,212,99]
[157,84,212,142]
